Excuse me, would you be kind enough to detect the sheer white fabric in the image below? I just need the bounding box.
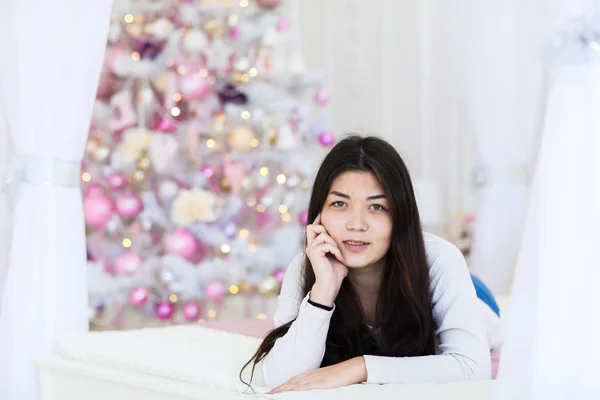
[0,1,112,399]
[451,0,545,295]
[496,1,600,398]
[0,79,11,310]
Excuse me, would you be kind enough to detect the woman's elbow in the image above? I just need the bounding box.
[261,355,298,388]
[453,352,492,381]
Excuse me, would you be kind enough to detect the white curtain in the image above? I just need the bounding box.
[451,0,545,295]
[496,2,600,398]
[0,79,11,310]
[0,1,112,399]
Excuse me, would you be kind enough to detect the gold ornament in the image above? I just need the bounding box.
[138,155,152,171]
[219,177,231,191]
[153,73,168,93]
[258,276,279,297]
[268,128,278,146]
[124,15,145,38]
[204,19,224,37]
[301,178,311,190]
[130,169,146,184]
[239,281,255,294]
[86,137,102,154]
[228,126,255,152]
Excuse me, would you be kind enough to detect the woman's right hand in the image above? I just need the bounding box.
[305,214,348,306]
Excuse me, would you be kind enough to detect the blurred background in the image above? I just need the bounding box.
[0,0,547,330]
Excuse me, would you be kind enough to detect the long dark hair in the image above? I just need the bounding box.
[240,134,436,386]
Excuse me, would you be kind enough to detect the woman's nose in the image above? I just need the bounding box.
[345,209,368,231]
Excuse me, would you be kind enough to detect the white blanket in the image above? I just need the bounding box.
[58,325,496,399]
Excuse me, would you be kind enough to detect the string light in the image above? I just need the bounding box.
[81,172,91,182]
[122,238,132,248]
[247,199,256,207]
[241,110,251,119]
[250,138,259,148]
[249,68,258,77]
[169,294,178,303]
[248,243,257,252]
[238,229,250,238]
[240,0,249,7]
[259,167,269,176]
[173,93,182,102]
[171,107,181,117]
[131,52,140,61]
[177,65,188,75]
[277,174,286,184]
[207,309,217,319]
[197,319,205,324]
[256,204,266,213]
[257,313,266,319]
[229,285,239,294]
[206,139,216,148]
[229,15,238,25]
[278,205,288,214]
[282,213,292,222]
[221,244,231,254]
[240,74,250,82]
[124,14,134,23]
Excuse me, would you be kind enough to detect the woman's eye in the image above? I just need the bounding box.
[331,201,346,208]
[370,204,386,211]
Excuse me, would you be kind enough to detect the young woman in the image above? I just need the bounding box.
[242,135,503,393]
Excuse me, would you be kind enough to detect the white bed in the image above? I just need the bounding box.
[38,297,510,400]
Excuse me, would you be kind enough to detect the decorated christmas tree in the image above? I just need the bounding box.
[84,0,333,327]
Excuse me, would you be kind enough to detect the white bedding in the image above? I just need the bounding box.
[39,324,498,400]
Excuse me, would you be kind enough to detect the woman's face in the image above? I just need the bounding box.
[320,171,393,269]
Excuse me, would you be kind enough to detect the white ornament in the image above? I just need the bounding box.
[204,38,232,71]
[261,27,280,47]
[183,28,208,54]
[159,180,180,201]
[108,23,122,43]
[146,18,174,40]
[276,123,298,150]
[234,57,251,71]
[289,53,306,75]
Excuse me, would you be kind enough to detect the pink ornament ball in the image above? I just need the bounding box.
[164,229,199,261]
[315,89,330,106]
[180,75,210,101]
[115,193,143,218]
[115,251,142,274]
[129,287,149,306]
[298,209,309,226]
[154,302,175,320]
[84,194,114,229]
[84,182,105,198]
[182,301,201,321]
[229,26,240,39]
[318,131,336,147]
[201,164,217,179]
[156,118,177,133]
[273,268,286,285]
[107,172,127,191]
[204,281,226,302]
[256,0,282,9]
[276,20,290,33]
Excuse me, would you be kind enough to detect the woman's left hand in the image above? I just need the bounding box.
[267,356,367,395]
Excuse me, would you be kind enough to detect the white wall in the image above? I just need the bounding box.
[290,0,472,225]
